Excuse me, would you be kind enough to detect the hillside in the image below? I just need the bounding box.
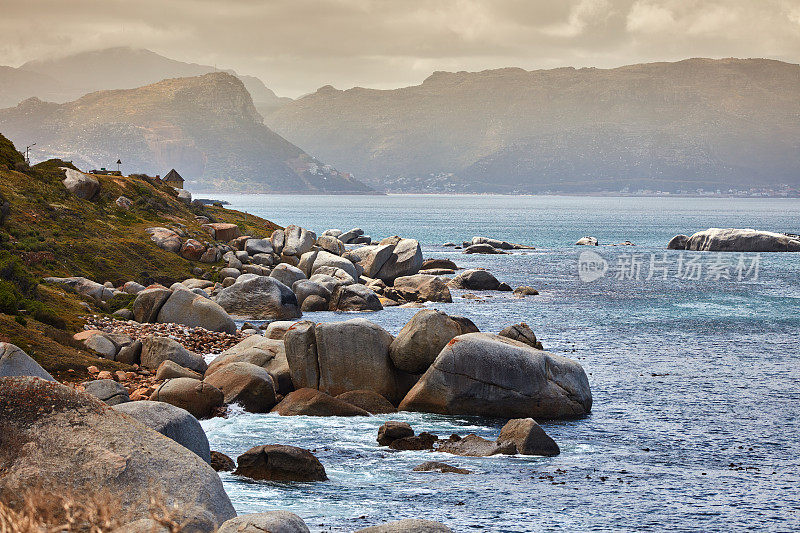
[0,132,278,380]
[266,58,800,193]
[0,72,372,193]
[2,47,291,117]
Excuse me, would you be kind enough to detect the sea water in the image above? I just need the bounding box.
[201,195,800,532]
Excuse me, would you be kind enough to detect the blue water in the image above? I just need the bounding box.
[201,195,800,532]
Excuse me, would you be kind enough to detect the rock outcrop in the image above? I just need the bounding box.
[675,228,800,252]
[233,445,328,482]
[215,275,301,320]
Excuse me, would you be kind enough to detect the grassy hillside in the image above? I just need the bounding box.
[0,133,279,380]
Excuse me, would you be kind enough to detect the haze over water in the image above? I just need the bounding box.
[203,194,800,532]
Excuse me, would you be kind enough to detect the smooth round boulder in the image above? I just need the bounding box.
[180,239,207,261]
[329,283,382,312]
[575,236,599,246]
[282,225,316,256]
[667,234,689,249]
[421,258,458,270]
[389,309,462,374]
[156,287,236,333]
[684,228,800,252]
[316,235,345,255]
[215,275,301,320]
[392,274,452,303]
[116,340,142,365]
[271,229,286,254]
[233,444,327,482]
[245,238,274,256]
[206,335,292,395]
[497,418,560,456]
[292,279,331,306]
[374,239,423,283]
[0,343,55,381]
[377,421,414,446]
[204,362,277,413]
[301,294,328,311]
[513,286,539,296]
[0,377,235,528]
[83,379,130,406]
[398,333,592,419]
[140,336,207,374]
[113,400,212,463]
[151,378,224,419]
[449,269,501,290]
[310,250,359,280]
[336,390,397,414]
[132,287,172,323]
[265,320,297,340]
[155,360,203,380]
[284,321,319,390]
[62,168,99,199]
[272,388,369,417]
[271,263,307,288]
[218,512,310,533]
[498,322,543,350]
[145,227,182,253]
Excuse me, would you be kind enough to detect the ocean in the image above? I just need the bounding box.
[201,194,800,532]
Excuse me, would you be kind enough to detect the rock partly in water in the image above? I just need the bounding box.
[0,377,235,529]
[682,228,800,252]
[667,234,689,250]
[211,451,236,472]
[377,421,415,446]
[449,269,502,290]
[575,236,599,246]
[335,390,397,414]
[204,362,277,413]
[233,444,328,482]
[497,418,560,456]
[355,519,453,533]
[284,321,320,390]
[329,283,383,312]
[113,400,212,463]
[399,333,592,419]
[392,274,452,303]
[272,388,370,417]
[412,461,471,474]
[436,433,516,457]
[513,286,539,296]
[464,243,508,254]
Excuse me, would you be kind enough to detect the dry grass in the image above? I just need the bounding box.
[0,488,188,533]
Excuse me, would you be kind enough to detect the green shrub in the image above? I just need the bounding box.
[107,292,136,313]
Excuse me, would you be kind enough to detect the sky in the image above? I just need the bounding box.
[1,0,799,97]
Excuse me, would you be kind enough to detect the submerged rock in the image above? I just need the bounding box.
[436,433,516,457]
[412,461,471,474]
[377,421,415,446]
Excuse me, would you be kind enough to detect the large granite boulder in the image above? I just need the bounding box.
[218,512,310,533]
[146,227,182,253]
[61,168,99,199]
[0,377,235,529]
[309,250,359,280]
[392,274,452,303]
[398,333,592,419]
[683,228,800,252]
[389,309,462,374]
[0,343,54,381]
[202,223,241,242]
[374,239,423,283]
[271,388,369,417]
[497,418,560,456]
[206,335,291,395]
[271,263,307,288]
[140,336,207,374]
[156,287,236,333]
[315,319,400,403]
[667,234,689,249]
[448,269,501,290]
[43,276,113,302]
[151,378,224,419]
[292,280,331,307]
[233,445,327,481]
[270,229,285,254]
[215,275,301,320]
[156,360,203,380]
[83,379,130,406]
[336,390,396,414]
[282,225,317,256]
[113,400,212,463]
[329,283,383,311]
[355,520,453,533]
[498,323,543,350]
[132,286,172,322]
[204,362,277,413]
[180,239,207,261]
[316,235,346,255]
[283,321,319,389]
[245,238,273,256]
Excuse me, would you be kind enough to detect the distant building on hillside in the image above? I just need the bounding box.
[163,169,185,189]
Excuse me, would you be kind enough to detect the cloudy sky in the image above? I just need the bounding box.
[1,0,799,97]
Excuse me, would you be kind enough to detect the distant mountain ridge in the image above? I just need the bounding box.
[0,72,371,193]
[1,47,291,118]
[265,58,800,193]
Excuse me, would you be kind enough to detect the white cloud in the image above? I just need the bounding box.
[543,0,614,37]
[626,1,676,33]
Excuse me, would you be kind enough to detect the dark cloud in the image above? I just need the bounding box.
[1,0,798,96]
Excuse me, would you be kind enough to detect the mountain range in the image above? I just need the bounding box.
[265,58,800,193]
[0,47,290,118]
[0,72,370,193]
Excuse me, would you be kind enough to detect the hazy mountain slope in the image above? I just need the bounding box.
[0,72,370,193]
[266,58,800,192]
[2,47,291,116]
